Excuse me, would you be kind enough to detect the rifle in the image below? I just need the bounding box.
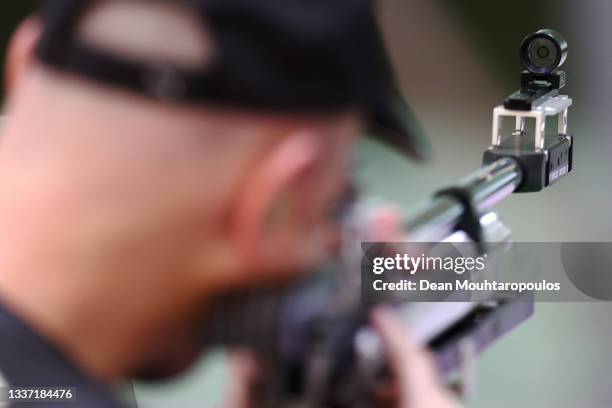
[201,28,574,407]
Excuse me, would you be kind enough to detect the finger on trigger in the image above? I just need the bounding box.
[370,306,445,390]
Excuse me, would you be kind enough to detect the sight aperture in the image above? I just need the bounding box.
[519,29,568,75]
[528,37,557,70]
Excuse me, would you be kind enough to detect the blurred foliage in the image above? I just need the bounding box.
[439,0,559,85]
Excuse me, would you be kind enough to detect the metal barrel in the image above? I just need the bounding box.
[405,158,523,242]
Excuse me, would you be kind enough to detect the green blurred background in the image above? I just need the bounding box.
[2,1,611,407]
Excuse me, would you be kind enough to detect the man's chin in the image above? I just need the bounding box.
[130,343,205,381]
[131,265,319,382]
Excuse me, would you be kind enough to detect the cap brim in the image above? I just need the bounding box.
[368,95,430,161]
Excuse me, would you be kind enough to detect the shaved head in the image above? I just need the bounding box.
[0,2,363,381]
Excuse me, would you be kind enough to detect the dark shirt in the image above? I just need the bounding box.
[0,302,132,408]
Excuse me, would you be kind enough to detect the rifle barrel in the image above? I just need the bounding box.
[406,158,523,241]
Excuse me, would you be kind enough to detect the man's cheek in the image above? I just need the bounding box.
[322,221,343,257]
[300,180,332,222]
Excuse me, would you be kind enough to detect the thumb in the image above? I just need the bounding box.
[371,306,461,408]
[225,350,261,408]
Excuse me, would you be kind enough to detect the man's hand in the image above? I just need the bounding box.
[227,308,462,408]
[370,306,461,408]
[226,350,261,408]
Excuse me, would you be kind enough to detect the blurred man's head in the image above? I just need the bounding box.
[0,0,419,380]
[0,0,364,379]
[5,0,362,285]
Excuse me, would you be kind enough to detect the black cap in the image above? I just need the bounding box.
[36,0,429,159]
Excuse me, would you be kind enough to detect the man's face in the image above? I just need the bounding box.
[199,108,364,292]
[79,95,363,377]
[8,45,363,376]
[132,108,363,379]
[1,0,369,382]
[5,0,363,302]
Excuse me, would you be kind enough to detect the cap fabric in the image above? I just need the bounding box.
[36,0,429,159]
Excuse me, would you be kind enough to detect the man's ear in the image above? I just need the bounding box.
[5,16,42,95]
[230,131,326,279]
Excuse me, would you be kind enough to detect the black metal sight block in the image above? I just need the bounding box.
[504,71,566,111]
[483,134,573,193]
